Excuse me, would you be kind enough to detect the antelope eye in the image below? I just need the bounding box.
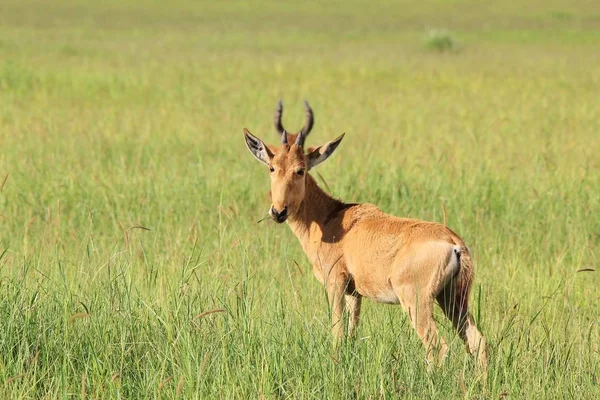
[296,169,305,176]
[269,166,275,172]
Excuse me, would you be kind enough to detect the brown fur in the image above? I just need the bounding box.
[244,129,488,368]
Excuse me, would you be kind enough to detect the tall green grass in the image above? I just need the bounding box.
[1,0,599,398]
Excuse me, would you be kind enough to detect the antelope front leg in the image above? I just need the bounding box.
[345,293,362,338]
[327,281,346,347]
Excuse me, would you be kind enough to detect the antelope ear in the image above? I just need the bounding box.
[244,128,274,166]
[307,133,345,170]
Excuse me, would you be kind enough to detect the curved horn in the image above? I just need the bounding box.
[281,129,288,145]
[301,100,314,135]
[274,100,285,135]
[294,130,305,147]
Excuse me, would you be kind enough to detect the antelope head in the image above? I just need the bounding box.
[244,128,344,223]
[270,100,315,153]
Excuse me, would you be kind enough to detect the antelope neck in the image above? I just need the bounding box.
[287,173,345,240]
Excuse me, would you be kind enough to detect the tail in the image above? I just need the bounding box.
[455,246,474,312]
[459,246,488,368]
[443,245,487,368]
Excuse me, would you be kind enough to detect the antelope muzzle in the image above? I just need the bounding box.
[270,205,288,223]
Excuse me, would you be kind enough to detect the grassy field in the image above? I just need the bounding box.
[1,0,599,398]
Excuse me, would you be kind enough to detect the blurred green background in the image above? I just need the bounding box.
[0,0,599,398]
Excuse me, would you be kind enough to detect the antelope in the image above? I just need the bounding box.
[244,128,489,368]
[269,100,316,153]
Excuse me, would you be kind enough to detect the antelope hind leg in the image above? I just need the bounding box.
[395,284,449,366]
[437,284,488,369]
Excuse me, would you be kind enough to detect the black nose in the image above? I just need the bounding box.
[271,206,288,223]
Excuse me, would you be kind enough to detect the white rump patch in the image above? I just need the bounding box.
[445,245,461,278]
